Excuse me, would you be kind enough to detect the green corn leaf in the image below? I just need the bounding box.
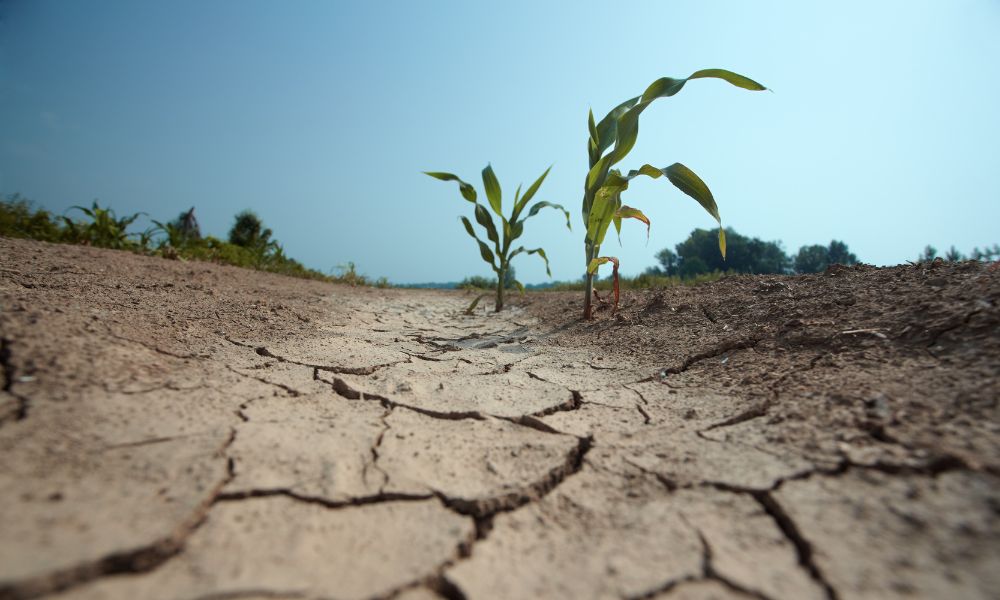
[524,200,571,230]
[70,205,96,219]
[588,109,598,144]
[587,255,618,275]
[424,171,477,203]
[587,169,631,246]
[640,76,689,102]
[482,164,503,217]
[510,219,524,242]
[663,162,724,259]
[512,279,526,294]
[615,205,651,241]
[662,162,721,224]
[586,154,613,192]
[511,165,552,222]
[689,68,768,91]
[510,246,552,277]
[460,216,497,266]
[600,69,766,174]
[586,184,622,246]
[513,183,522,207]
[618,162,721,224]
[474,203,501,250]
[611,162,724,257]
[594,96,640,157]
[119,212,144,228]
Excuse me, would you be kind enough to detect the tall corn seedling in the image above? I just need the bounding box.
[582,69,767,319]
[426,164,570,311]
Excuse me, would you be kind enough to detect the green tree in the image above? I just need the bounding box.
[794,244,829,273]
[827,240,857,266]
[649,247,679,276]
[794,240,858,274]
[680,255,708,279]
[673,228,789,277]
[229,210,274,253]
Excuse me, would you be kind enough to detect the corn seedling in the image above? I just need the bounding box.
[63,201,144,250]
[426,164,570,311]
[581,69,767,319]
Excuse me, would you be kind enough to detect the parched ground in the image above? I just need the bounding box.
[1,236,998,600]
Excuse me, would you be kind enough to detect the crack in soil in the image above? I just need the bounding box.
[528,390,582,418]
[694,529,775,600]
[0,427,239,600]
[640,336,762,383]
[435,434,593,519]
[326,375,587,439]
[105,330,203,361]
[636,403,652,425]
[187,590,308,600]
[751,491,839,600]
[496,414,566,435]
[253,344,410,376]
[700,401,770,433]
[215,487,435,508]
[224,336,409,376]
[328,376,488,422]
[363,406,393,492]
[418,435,594,599]
[224,365,302,397]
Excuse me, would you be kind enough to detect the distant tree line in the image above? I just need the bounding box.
[644,228,859,278]
[457,266,518,291]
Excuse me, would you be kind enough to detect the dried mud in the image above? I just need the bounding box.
[1,237,998,600]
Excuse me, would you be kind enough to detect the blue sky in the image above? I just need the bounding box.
[2,1,998,283]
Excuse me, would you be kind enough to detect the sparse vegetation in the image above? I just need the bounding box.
[918,244,999,263]
[0,194,384,286]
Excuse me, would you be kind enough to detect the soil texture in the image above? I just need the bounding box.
[1,237,998,600]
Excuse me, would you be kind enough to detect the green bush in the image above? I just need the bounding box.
[0,194,64,242]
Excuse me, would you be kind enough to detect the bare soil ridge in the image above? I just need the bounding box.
[1,237,997,600]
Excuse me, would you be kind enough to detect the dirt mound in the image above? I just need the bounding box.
[1,237,997,600]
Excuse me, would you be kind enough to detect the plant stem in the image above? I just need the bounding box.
[495,266,505,312]
[583,243,595,319]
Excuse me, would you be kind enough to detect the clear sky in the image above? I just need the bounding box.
[2,1,998,284]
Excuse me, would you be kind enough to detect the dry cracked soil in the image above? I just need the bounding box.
[1,236,998,600]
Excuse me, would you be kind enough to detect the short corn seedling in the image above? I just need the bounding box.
[581,69,767,319]
[63,201,144,250]
[425,164,570,311]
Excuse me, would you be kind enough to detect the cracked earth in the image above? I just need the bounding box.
[1,237,998,600]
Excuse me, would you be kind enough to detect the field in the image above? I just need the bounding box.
[1,236,998,600]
